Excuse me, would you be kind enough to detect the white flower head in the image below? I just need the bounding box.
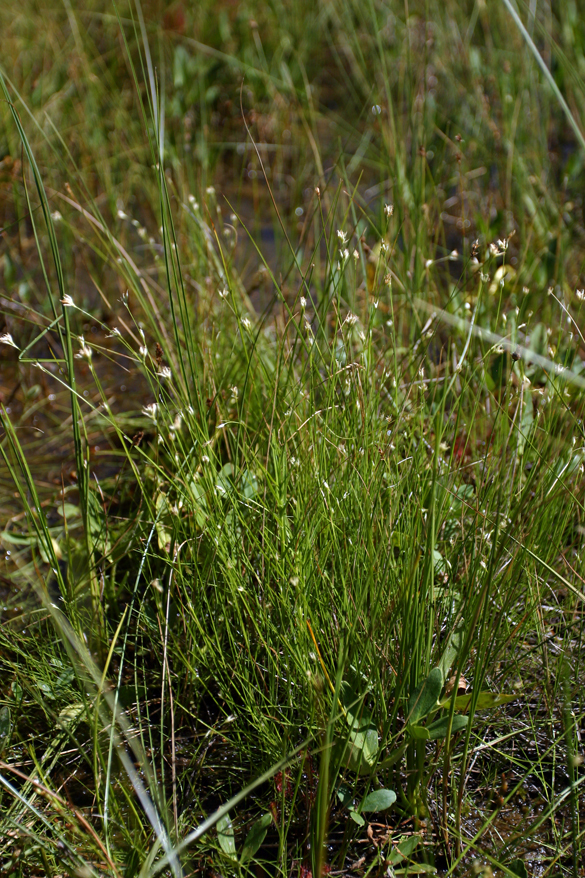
[139,345,149,358]
[142,403,158,420]
[241,317,252,331]
[337,229,347,245]
[75,336,92,360]
[576,289,585,301]
[218,288,229,299]
[384,203,394,217]
[107,327,121,338]
[345,312,358,326]
[0,332,19,349]
[60,294,76,308]
[51,210,62,222]
[117,209,127,220]
[157,366,172,379]
[489,238,508,257]
[300,296,307,309]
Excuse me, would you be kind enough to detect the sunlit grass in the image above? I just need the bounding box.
[1,1,585,876]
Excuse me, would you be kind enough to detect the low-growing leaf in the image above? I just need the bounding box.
[350,809,365,826]
[0,705,11,747]
[360,788,396,812]
[217,813,237,859]
[378,742,407,770]
[407,723,430,740]
[509,858,528,878]
[407,668,443,723]
[57,702,85,730]
[425,714,468,740]
[439,692,518,711]
[241,812,272,863]
[387,834,420,865]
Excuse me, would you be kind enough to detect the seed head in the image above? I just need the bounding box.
[0,332,19,349]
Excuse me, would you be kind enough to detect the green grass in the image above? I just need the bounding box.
[1,1,585,876]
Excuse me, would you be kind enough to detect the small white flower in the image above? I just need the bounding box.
[241,317,252,331]
[345,312,358,326]
[337,229,347,245]
[218,288,229,299]
[353,249,359,260]
[75,336,92,360]
[0,333,19,349]
[230,385,239,399]
[201,454,210,464]
[384,203,394,217]
[107,327,121,338]
[576,289,585,300]
[489,238,508,256]
[139,345,149,358]
[51,210,62,222]
[300,296,307,309]
[381,241,390,253]
[188,194,199,209]
[60,294,75,307]
[117,209,127,220]
[304,320,313,334]
[157,366,172,379]
[206,186,215,196]
[342,248,350,261]
[142,403,158,420]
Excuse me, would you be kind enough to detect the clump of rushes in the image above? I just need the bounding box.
[1,1,585,877]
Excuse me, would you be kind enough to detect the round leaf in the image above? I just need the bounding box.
[360,788,397,813]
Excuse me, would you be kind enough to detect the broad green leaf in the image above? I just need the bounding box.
[407,668,443,723]
[517,393,534,457]
[387,834,420,865]
[241,812,272,863]
[378,743,407,770]
[425,714,468,741]
[432,549,450,576]
[0,705,11,748]
[360,788,396,812]
[337,784,354,808]
[439,692,518,711]
[350,809,365,826]
[395,864,437,874]
[217,813,236,859]
[436,624,463,683]
[340,682,379,773]
[189,480,208,528]
[155,492,172,553]
[509,859,528,878]
[342,725,379,774]
[407,723,429,740]
[56,503,81,519]
[216,463,234,496]
[57,702,85,730]
[241,469,259,499]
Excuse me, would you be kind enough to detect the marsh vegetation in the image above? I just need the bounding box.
[1,1,585,875]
